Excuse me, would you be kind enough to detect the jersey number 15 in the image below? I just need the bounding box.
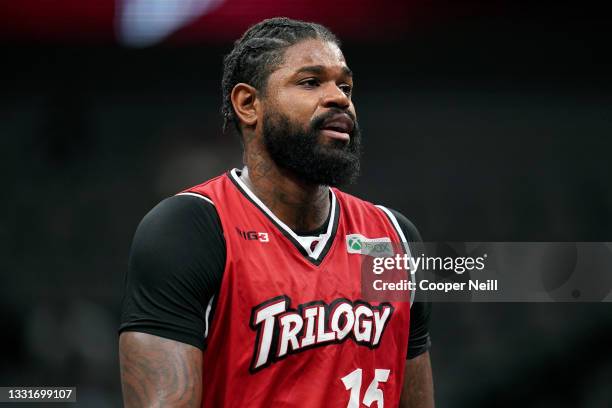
[341,368,390,408]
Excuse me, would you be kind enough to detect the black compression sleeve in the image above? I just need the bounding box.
[119,194,225,350]
[388,208,432,359]
[405,299,432,359]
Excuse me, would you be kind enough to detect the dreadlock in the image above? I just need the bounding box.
[221,17,340,134]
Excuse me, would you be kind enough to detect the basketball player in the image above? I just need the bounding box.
[119,17,434,407]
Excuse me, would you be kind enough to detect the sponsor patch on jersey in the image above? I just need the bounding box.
[346,234,393,256]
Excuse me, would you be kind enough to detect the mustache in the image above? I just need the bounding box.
[311,109,357,134]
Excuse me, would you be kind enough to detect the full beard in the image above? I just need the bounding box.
[262,109,362,187]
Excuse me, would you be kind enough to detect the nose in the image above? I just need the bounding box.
[320,83,350,110]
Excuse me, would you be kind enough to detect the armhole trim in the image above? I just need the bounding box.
[375,205,415,307]
[204,295,215,339]
[176,191,221,342]
[176,192,215,206]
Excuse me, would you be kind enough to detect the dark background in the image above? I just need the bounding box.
[1,1,611,406]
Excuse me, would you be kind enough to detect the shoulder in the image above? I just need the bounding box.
[332,190,422,242]
[121,194,225,349]
[129,194,224,273]
[138,193,219,234]
[332,188,387,217]
[137,193,220,235]
[381,207,422,242]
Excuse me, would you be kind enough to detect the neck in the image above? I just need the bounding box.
[239,158,330,233]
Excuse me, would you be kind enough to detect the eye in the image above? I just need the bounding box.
[299,78,320,88]
[339,84,353,96]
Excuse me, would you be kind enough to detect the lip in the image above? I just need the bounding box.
[321,114,354,134]
[320,129,350,142]
[319,113,354,142]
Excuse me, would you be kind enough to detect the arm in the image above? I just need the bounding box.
[118,195,225,407]
[399,351,435,408]
[119,332,203,407]
[401,300,434,407]
[387,209,434,407]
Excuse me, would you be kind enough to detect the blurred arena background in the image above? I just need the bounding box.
[1,0,611,406]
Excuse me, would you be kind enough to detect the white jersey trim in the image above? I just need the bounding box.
[204,295,215,339]
[176,192,215,206]
[230,168,336,260]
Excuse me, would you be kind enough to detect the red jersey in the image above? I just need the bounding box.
[182,169,412,407]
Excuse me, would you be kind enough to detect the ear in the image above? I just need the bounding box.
[231,83,259,129]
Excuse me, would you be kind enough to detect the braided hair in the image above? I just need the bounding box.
[221,17,340,134]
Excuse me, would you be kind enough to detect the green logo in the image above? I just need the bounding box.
[348,237,362,251]
[346,234,393,255]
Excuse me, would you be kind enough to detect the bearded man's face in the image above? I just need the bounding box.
[257,38,360,186]
[262,108,361,187]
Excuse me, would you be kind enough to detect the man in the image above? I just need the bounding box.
[119,17,433,407]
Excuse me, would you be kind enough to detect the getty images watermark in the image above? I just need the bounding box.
[354,240,612,302]
[370,252,494,293]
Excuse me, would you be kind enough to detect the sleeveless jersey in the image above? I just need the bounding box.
[182,169,412,408]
